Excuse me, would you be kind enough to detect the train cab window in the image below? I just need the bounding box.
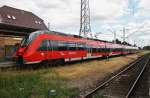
[21,31,50,47]
[38,40,49,51]
[21,36,29,47]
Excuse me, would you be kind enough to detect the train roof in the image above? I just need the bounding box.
[29,30,138,49]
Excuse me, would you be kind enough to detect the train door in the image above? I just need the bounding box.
[47,40,52,59]
[86,45,92,58]
[48,40,58,59]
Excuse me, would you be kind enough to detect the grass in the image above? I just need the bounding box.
[0,69,79,98]
[0,50,149,98]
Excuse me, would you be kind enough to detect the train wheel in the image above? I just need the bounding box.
[102,55,105,58]
[48,60,54,66]
[42,60,51,67]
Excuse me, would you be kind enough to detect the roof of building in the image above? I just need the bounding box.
[0,6,48,30]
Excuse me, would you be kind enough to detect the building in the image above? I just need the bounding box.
[0,5,48,61]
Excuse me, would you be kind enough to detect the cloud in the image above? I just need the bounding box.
[91,0,127,19]
[135,0,150,17]
[139,0,150,9]
[0,0,128,32]
[0,0,150,46]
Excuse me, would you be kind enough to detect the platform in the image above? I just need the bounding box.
[0,61,15,68]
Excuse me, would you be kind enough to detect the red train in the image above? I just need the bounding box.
[15,30,138,65]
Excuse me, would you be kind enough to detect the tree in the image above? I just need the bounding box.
[143,46,150,50]
[112,39,122,44]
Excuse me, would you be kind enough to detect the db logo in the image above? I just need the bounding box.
[69,52,76,55]
[60,52,65,56]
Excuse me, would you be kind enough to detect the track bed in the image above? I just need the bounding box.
[83,53,150,98]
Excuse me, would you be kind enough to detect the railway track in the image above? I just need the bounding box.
[128,56,150,98]
[82,53,150,98]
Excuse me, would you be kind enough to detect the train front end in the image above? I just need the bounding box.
[15,30,48,65]
[15,36,31,65]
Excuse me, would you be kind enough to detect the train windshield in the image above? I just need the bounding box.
[20,36,30,47]
[21,30,49,47]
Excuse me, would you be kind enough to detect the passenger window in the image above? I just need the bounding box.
[68,42,77,51]
[77,43,85,50]
[50,40,58,50]
[57,41,68,51]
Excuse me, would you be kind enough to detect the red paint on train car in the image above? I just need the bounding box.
[15,30,138,65]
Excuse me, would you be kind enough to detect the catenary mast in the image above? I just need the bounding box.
[79,0,92,38]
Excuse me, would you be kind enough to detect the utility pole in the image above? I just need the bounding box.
[48,22,51,31]
[134,39,136,46]
[107,29,117,44]
[123,27,126,43]
[121,27,129,43]
[114,32,116,44]
[79,0,92,38]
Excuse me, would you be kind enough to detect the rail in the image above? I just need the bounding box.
[82,53,149,98]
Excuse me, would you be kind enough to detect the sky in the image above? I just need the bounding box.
[0,0,150,47]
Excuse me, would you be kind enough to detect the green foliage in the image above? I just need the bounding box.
[143,46,150,50]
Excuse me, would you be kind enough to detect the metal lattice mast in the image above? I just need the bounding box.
[79,0,92,38]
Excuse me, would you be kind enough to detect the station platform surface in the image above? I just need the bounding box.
[0,61,15,68]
